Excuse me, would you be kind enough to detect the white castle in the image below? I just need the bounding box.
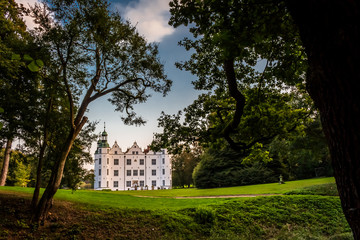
[94,127,172,190]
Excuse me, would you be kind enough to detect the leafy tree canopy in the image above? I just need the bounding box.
[152,0,309,155]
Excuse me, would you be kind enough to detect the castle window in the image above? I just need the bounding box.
[127,159,131,165]
[152,159,156,165]
[132,151,135,154]
[163,180,165,186]
[126,181,131,187]
[136,151,138,155]
[140,170,144,176]
[115,151,118,154]
[107,158,109,164]
[106,181,109,187]
[162,158,165,164]
[162,169,165,175]
[140,181,144,187]
[140,159,144,165]
[99,158,102,164]
[107,169,109,175]
[152,170,156,176]
[114,170,119,176]
[99,169,101,176]
[127,170,131,176]
[152,180,156,186]
[99,149,101,154]
[98,181,101,188]
[114,181,118,187]
[114,159,119,165]
[133,170,138,176]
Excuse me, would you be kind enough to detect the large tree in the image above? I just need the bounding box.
[0,0,41,186]
[30,0,171,223]
[165,0,360,237]
[286,0,360,237]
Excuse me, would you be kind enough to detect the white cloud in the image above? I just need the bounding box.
[115,0,174,42]
[15,0,39,30]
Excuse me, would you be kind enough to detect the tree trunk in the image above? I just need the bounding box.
[30,140,47,210]
[286,0,360,238]
[31,97,52,209]
[32,130,76,224]
[32,116,87,224]
[0,138,13,186]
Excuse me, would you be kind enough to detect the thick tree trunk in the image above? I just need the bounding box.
[0,138,13,186]
[286,0,360,238]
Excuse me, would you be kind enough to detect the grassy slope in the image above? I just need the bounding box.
[0,177,352,239]
[0,177,335,210]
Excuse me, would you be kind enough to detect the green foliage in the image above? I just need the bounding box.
[13,161,31,187]
[193,206,216,225]
[61,122,98,192]
[172,151,200,188]
[0,150,33,187]
[193,149,277,188]
[269,116,332,180]
[242,143,272,165]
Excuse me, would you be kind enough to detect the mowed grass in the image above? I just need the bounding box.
[0,177,335,211]
[122,177,335,197]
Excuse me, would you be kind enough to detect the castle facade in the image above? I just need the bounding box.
[94,129,172,190]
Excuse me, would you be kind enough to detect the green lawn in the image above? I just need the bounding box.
[0,177,351,239]
[0,177,335,210]
[120,177,335,197]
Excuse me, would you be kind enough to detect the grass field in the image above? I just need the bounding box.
[0,177,352,239]
[0,177,335,210]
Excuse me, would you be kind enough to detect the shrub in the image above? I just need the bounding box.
[193,150,277,188]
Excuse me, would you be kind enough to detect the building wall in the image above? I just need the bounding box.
[94,141,172,191]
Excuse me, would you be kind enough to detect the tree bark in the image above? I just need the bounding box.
[223,58,246,152]
[286,0,360,238]
[0,138,13,186]
[30,139,47,210]
[32,117,87,224]
[31,97,52,209]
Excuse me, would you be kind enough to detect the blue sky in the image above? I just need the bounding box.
[84,0,199,152]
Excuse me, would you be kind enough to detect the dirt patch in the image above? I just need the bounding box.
[0,191,163,240]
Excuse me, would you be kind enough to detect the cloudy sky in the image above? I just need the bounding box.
[15,0,199,159]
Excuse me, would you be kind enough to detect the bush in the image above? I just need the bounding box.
[193,150,277,188]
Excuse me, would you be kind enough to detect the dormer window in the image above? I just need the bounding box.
[115,151,117,154]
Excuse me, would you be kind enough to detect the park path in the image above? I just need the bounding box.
[135,194,281,199]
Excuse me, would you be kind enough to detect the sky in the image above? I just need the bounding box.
[16,0,200,165]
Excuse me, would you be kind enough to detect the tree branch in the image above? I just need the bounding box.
[88,78,143,103]
[222,58,246,152]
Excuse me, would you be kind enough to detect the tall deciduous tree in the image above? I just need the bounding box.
[285,0,360,237]
[166,0,360,237]
[31,0,171,223]
[0,0,40,186]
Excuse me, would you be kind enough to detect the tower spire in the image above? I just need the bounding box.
[104,122,106,132]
